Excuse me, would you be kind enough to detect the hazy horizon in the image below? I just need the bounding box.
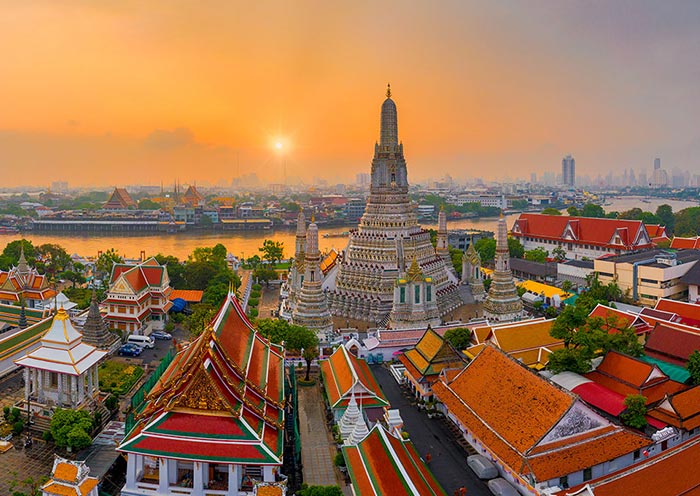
[2,1,700,187]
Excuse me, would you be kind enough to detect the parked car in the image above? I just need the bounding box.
[487,478,520,496]
[151,331,172,340]
[127,335,155,349]
[467,455,498,480]
[118,344,143,357]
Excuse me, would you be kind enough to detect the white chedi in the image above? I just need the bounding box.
[339,391,361,440]
[345,416,369,446]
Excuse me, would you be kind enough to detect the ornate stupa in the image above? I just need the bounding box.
[483,214,524,322]
[436,207,454,275]
[462,238,485,301]
[328,85,462,326]
[292,217,334,339]
[81,291,117,349]
[287,211,307,307]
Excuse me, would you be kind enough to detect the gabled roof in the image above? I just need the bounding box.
[432,346,648,482]
[644,322,700,366]
[647,386,700,431]
[670,236,700,250]
[398,327,466,382]
[585,350,687,404]
[320,346,389,410]
[342,424,446,496]
[511,213,652,250]
[104,187,136,209]
[588,304,652,335]
[108,257,169,294]
[654,298,700,327]
[118,292,285,465]
[645,224,669,243]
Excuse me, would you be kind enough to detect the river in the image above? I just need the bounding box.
[2,196,696,260]
[0,215,517,261]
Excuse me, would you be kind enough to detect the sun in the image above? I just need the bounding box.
[274,141,283,150]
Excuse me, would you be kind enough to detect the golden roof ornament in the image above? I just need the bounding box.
[406,256,423,282]
[386,83,391,99]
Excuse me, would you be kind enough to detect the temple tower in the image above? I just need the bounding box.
[329,86,462,326]
[462,238,485,301]
[483,214,523,322]
[82,291,118,349]
[288,211,307,307]
[292,217,334,340]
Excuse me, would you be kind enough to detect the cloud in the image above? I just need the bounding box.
[144,127,196,150]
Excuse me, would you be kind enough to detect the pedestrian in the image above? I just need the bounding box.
[459,486,466,496]
[426,452,432,464]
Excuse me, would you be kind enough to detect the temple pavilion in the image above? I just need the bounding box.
[118,292,286,496]
[15,307,106,410]
[42,457,99,496]
[0,246,56,308]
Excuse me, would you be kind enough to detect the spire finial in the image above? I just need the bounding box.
[386,83,391,99]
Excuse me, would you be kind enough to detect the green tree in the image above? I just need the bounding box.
[253,266,278,285]
[155,254,185,288]
[474,238,496,263]
[508,237,525,259]
[297,485,343,496]
[0,239,36,271]
[137,198,160,210]
[656,204,674,234]
[59,270,86,288]
[36,243,71,277]
[524,247,548,263]
[443,327,471,350]
[285,325,319,381]
[449,246,463,276]
[511,199,528,210]
[259,239,284,267]
[184,303,216,336]
[581,203,606,218]
[566,206,580,216]
[541,207,562,215]
[49,409,94,451]
[183,261,219,290]
[621,394,648,429]
[256,319,293,344]
[687,350,700,385]
[96,248,123,282]
[552,245,567,262]
[547,347,591,374]
[674,207,700,236]
[561,280,574,293]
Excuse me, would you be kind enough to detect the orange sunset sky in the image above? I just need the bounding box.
[1,1,700,187]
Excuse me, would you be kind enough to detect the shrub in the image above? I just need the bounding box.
[105,395,119,411]
[252,283,262,291]
[248,297,259,307]
[334,451,346,467]
[12,420,24,435]
[250,290,261,299]
[164,321,175,332]
[50,409,93,451]
[248,308,258,318]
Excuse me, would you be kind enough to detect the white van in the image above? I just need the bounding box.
[127,335,155,349]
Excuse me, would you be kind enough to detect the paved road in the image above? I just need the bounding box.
[371,365,492,496]
[297,383,338,487]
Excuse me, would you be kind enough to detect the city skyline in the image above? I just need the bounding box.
[2,2,700,187]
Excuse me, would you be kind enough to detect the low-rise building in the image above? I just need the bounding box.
[511,213,654,260]
[433,345,649,494]
[594,249,700,305]
[0,248,56,308]
[105,257,173,334]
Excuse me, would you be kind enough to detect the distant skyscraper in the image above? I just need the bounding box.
[530,172,537,184]
[561,155,575,187]
[355,173,370,186]
[654,157,661,170]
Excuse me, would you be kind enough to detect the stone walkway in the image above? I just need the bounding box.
[297,383,337,487]
[0,437,57,495]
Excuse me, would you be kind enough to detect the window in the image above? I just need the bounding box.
[559,476,569,489]
[583,468,592,481]
[426,286,432,302]
[400,287,405,303]
[634,449,641,460]
[414,285,420,304]
[391,173,396,183]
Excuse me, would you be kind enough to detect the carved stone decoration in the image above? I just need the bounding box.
[175,368,229,412]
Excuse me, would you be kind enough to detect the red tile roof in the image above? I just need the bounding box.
[655,299,700,327]
[670,236,700,250]
[511,213,653,251]
[645,322,700,366]
[342,425,446,496]
[588,304,652,335]
[432,346,648,483]
[118,292,285,465]
[584,351,687,404]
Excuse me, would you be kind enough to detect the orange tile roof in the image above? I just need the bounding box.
[655,299,700,324]
[53,462,79,482]
[432,345,648,483]
[41,483,78,496]
[670,236,700,250]
[321,346,388,409]
[647,386,700,431]
[490,319,562,352]
[169,289,204,303]
[562,437,700,496]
